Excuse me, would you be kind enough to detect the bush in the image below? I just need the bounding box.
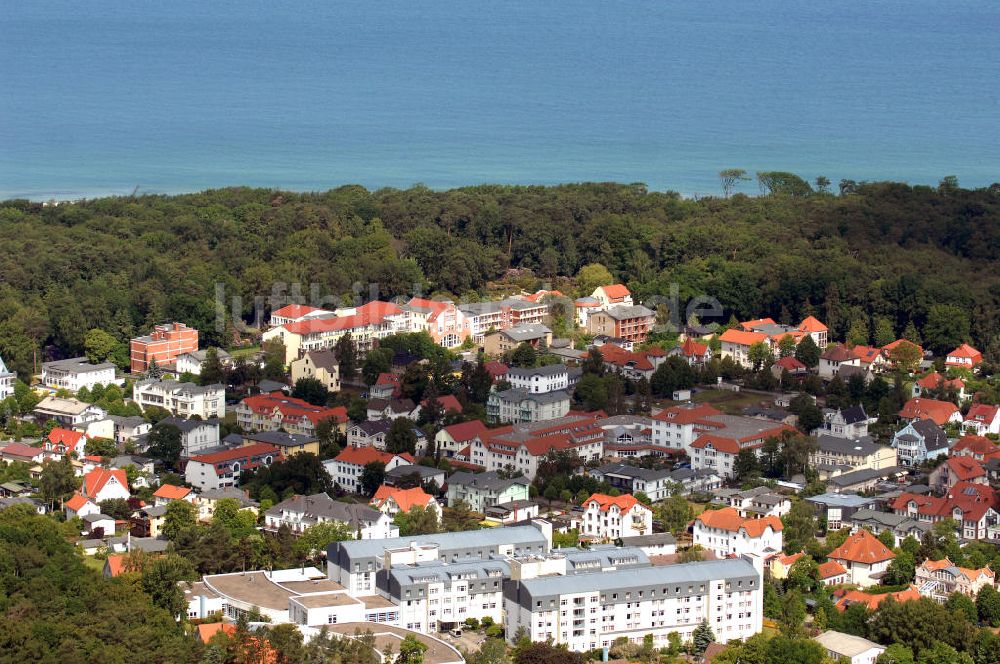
[464,617,480,630]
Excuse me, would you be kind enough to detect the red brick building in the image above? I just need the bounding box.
[130,322,199,373]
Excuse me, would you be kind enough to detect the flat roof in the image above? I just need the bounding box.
[325,623,464,664]
[290,592,359,608]
[205,572,294,610]
[330,523,546,561]
[517,558,755,596]
[359,595,396,609]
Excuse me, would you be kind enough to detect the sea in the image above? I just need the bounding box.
[2,0,998,201]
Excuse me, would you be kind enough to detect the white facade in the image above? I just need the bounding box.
[814,631,885,664]
[580,495,653,540]
[133,379,225,419]
[507,366,570,394]
[323,450,413,495]
[692,509,783,558]
[0,356,14,401]
[486,388,571,425]
[41,357,117,393]
[174,348,232,376]
[504,558,762,653]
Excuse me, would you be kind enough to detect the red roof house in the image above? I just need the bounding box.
[899,397,961,426]
[946,344,983,369]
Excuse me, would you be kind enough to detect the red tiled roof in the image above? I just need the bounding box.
[947,343,983,364]
[241,392,348,425]
[190,443,281,465]
[271,304,324,319]
[836,587,919,611]
[776,552,804,567]
[967,403,999,424]
[283,312,378,336]
[695,507,782,536]
[899,397,960,425]
[652,403,723,425]
[916,371,965,391]
[599,343,654,371]
[774,356,806,371]
[153,484,192,500]
[882,339,925,357]
[1,442,43,459]
[818,560,848,580]
[691,434,741,454]
[799,316,828,333]
[678,338,708,357]
[828,529,895,565]
[583,492,644,513]
[371,485,434,512]
[65,493,92,512]
[355,301,404,318]
[423,394,463,414]
[739,318,776,330]
[719,328,769,346]
[335,446,411,467]
[484,361,508,378]
[851,345,882,364]
[952,435,999,458]
[943,456,986,482]
[104,554,127,578]
[892,482,999,524]
[48,427,87,450]
[440,419,488,442]
[83,468,128,499]
[598,284,631,299]
[375,372,399,386]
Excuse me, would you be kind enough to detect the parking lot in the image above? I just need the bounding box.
[438,628,489,654]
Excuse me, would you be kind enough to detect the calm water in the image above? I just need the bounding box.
[2,1,998,200]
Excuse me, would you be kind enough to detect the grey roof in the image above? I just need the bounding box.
[806,493,877,508]
[301,349,338,373]
[816,435,882,457]
[557,544,651,572]
[129,536,170,553]
[595,462,672,483]
[142,505,169,517]
[598,305,655,321]
[386,464,445,480]
[500,324,551,342]
[257,379,289,393]
[178,348,232,363]
[110,454,151,468]
[512,558,757,596]
[158,416,219,434]
[506,365,568,379]
[488,499,536,512]
[620,533,677,547]
[42,356,117,373]
[448,470,529,492]
[268,493,383,525]
[244,430,318,447]
[814,631,884,658]
[828,467,904,488]
[330,523,549,562]
[700,414,788,440]
[850,508,929,533]
[107,415,148,428]
[490,387,570,406]
[134,378,225,395]
[368,398,416,414]
[82,512,114,523]
[840,405,870,424]
[351,420,394,437]
[386,559,512,588]
[197,487,259,506]
[911,419,950,451]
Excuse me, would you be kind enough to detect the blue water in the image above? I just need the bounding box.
[2,1,998,200]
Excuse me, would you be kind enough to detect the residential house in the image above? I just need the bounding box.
[912,371,967,400]
[289,349,340,392]
[915,558,995,601]
[65,493,100,520]
[241,431,320,457]
[40,357,117,393]
[133,379,225,419]
[930,456,988,493]
[106,415,151,444]
[264,492,398,539]
[573,296,603,327]
[590,284,633,308]
[81,467,130,503]
[892,419,950,466]
[819,343,861,380]
[0,355,14,400]
[664,467,723,494]
[719,328,772,369]
[692,507,783,558]
[848,509,929,547]
[670,338,711,366]
[946,344,983,370]
[174,348,233,376]
[82,512,117,535]
[370,485,441,523]
[835,587,920,612]
[814,631,884,664]
[235,392,348,437]
[482,324,553,357]
[827,467,905,494]
[324,446,413,494]
[586,305,656,343]
[369,372,401,400]
[899,397,962,426]
[45,427,89,458]
[0,442,46,464]
[580,493,653,540]
[951,435,1000,463]
[152,417,220,458]
[347,420,393,449]
[366,398,417,421]
[34,396,106,426]
[507,364,571,394]
[826,529,895,586]
[445,471,530,512]
[184,443,281,491]
[152,484,195,506]
[434,419,489,459]
[799,316,829,348]
[590,462,677,502]
[688,416,794,479]
[194,488,260,521]
[468,413,605,479]
[263,301,403,364]
[650,403,725,453]
[401,297,468,348]
[486,388,570,424]
[384,463,447,490]
[881,339,925,369]
[891,482,1000,540]
[806,493,877,531]
[818,405,875,439]
[818,561,850,586]
[485,500,540,525]
[810,435,897,474]
[598,344,665,380]
[130,322,199,374]
[726,486,791,518]
[771,356,807,379]
[770,552,805,580]
[964,403,1000,436]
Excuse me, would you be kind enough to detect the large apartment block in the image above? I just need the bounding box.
[133,378,225,419]
[130,322,199,373]
[503,557,763,652]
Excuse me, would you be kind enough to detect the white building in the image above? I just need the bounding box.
[506,365,570,394]
[133,378,225,419]
[264,493,398,540]
[826,529,895,587]
[0,355,15,401]
[151,417,220,458]
[174,348,232,376]
[692,507,783,558]
[34,396,107,426]
[184,443,280,491]
[504,557,763,652]
[650,403,724,454]
[486,388,570,424]
[323,446,413,495]
[590,463,677,502]
[814,631,885,664]
[446,471,531,512]
[580,493,653,540]
[41,357,117,393]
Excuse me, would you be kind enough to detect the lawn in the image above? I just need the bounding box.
[82,556,106,574]
[228,345,261,359]
[690,388,767,415]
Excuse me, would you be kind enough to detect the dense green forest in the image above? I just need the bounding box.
[1,179,998,376]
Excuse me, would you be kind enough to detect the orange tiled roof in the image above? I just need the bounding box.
[799,316,828,333]
[82,468,128,499]
[271,304,324,319]
[818,560,848,580]
[335,445,412,467]
[48,427,87,450]
[739,318,776,330]
[104,554,127,577]
[899,397,960,425]
[598,284,631,299]
[678,338,708,357]
[883,339,925,357]
[153,484,192,500]
[777,552,804,567]
[967,404,999,424]
[371,485,434,512]
[952,435,999,458]
[441,419,488,442]
[652,403,723,425]
[947,343,982,363]
[190,443,281,465]
[836,587,919,611]
[695,507,783,536]
[827,529,895,564]
[584,492,643,513]
[719,328,769,346]
[65,493,91,512]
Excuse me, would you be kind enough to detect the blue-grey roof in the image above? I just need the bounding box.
[513,558,757,596]
[806,493,877,508]
[329,523,548,562]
